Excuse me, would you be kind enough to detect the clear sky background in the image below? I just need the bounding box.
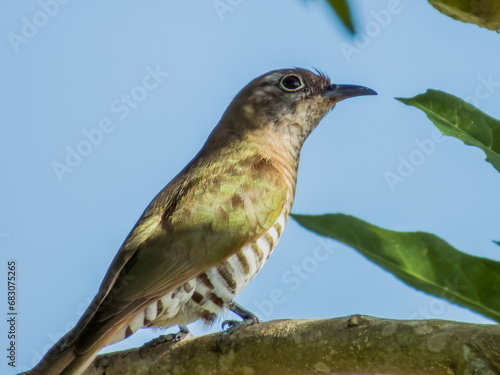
[2,0,500,372]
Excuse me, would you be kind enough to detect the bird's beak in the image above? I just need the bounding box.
[324,84,377,102]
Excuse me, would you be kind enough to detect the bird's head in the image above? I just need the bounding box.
[207,68,376,152]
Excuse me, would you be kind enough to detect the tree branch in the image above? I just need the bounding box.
[83,315,499,375]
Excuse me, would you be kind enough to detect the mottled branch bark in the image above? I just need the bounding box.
[83,316,500,375]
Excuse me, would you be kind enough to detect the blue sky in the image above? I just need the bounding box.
[2,0,500,372]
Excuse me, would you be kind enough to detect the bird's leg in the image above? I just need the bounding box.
[221,302,262,330]
[217,302,261,350]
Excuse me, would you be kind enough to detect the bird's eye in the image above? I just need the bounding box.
[279,74,305,92]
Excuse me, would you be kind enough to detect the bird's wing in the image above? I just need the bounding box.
[74,152,290,352]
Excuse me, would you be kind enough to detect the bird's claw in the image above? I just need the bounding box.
[217,318,261,352]
[221,316,261,331]
[221,319,238,331]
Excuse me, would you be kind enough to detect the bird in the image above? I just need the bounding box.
[30,68,376,374]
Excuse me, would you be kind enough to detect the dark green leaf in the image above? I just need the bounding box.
[428,0,500,31]
[494,240,500,247]
[396,89,500,174]
[292,213,500,322]
[326,0,355,34]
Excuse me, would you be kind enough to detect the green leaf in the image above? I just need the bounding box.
[292,213,500,322]
[396,89,500,174]
[326,0,355,34]
[494,240,500,247]
[428,0,500,31]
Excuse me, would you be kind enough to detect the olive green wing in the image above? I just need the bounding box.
[75,153,289,351]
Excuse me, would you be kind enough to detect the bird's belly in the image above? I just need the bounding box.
[156,209,287,326]
[108,210,288,345]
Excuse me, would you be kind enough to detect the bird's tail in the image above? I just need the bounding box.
[28,319,129,375]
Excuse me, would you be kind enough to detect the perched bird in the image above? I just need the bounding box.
[30,68,376,374]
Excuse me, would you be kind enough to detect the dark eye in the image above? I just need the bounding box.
[279,74,305,92]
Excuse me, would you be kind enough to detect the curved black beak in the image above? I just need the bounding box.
[324,84,377,102]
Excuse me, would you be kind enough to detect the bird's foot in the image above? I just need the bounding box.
[221,316,261,332]
[164,325,192,342]
[144,325,191,348]
[216,302,261,352]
